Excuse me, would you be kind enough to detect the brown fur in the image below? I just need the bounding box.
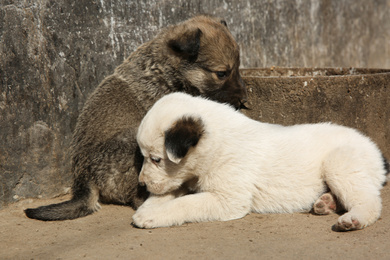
[24,15,247,221]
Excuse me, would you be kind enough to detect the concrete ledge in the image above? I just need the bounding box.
[241,67,390,158]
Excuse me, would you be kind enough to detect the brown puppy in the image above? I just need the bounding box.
[24,15,247,221]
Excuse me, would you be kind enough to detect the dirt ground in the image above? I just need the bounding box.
[1,184,390,260]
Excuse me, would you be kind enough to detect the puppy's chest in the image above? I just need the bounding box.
[189,174,224,193]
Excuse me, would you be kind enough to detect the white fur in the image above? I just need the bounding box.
[133,93,387,230]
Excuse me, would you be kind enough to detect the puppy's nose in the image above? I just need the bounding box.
[239,98,250,110]
[138,173,146,186]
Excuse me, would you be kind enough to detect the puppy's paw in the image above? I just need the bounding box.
[132,208,159,229]
[335,213,363,231]
[132,206,182,229]
[313,193,337,215]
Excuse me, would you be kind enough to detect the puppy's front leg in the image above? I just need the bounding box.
[132,192,248,228]
[138,193,176,209]
[138,186,189,209]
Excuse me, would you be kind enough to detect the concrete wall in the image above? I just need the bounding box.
[1,0,390,208]
[241,68,390,158]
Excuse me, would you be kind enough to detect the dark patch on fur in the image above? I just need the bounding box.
[383,155,390,174]
[382,155,389,186]
[165,116,204,160]
[168,28,202,62]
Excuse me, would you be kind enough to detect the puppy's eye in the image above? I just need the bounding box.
[215,71,229,80]
[150,156,161,164]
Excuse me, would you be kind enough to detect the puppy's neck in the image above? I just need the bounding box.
[181,177,199,194]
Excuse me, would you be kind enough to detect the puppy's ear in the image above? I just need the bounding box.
[167,27,202,62]
[165,116,204,164]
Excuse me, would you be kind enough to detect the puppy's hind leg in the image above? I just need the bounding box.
[313,192,340,215]
[322,146,383,231]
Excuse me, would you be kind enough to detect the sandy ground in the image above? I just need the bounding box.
[1,184,390,260]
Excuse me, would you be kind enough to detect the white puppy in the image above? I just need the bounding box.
[133,93,388,231]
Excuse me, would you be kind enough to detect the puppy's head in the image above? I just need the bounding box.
[166,15,247,109]
[137,114,204,195]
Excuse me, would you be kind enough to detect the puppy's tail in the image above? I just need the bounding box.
[24,184,100,221]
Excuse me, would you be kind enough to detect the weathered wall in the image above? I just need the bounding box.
[1,0,390,208]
